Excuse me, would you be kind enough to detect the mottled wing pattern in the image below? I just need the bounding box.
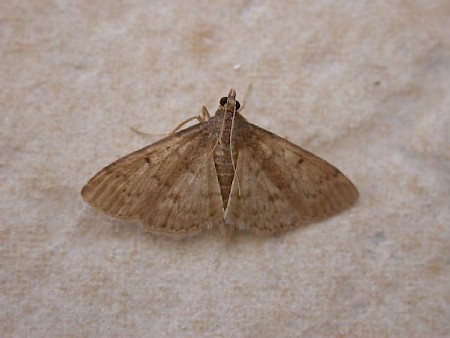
[81,124,224,237]
[226,124,358,235]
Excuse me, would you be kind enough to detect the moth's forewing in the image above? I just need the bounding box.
[225,122,358,234]
[81,123,224,237]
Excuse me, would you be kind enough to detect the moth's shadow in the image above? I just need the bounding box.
[76,208,143,241]
[231,229,292,245]
[76,207,290,247]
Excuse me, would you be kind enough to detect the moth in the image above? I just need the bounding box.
[81,89,358,241]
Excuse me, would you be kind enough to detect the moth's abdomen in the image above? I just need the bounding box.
[214,142,235,210]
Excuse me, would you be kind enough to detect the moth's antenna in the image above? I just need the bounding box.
[238,83,253,113]
[229,92,242,196]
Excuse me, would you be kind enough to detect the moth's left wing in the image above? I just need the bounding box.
[226,123,358,235]
[81,123,224,237]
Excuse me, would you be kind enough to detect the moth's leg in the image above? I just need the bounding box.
[171,107,210,134]
[129,127,170,137]
[201,106,211,121]
[131,107,209,136]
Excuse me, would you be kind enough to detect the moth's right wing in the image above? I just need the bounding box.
[81,124,224,237]
[226,123,358,235]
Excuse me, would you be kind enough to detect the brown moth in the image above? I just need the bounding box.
[81,89,358,241]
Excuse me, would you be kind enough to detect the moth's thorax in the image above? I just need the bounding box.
[214,106,235,119]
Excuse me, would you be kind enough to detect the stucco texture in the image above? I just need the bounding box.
[1,1,449,337]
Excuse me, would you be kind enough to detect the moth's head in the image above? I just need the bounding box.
[219,88,241,112]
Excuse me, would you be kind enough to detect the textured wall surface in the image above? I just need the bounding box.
[1,1,449,337]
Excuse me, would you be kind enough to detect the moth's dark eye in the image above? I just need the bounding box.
[219,97,241,110]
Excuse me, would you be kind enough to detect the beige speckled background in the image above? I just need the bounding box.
[1,1,449,337]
